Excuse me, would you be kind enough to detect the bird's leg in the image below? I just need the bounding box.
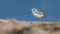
[37,18,41,22]
[37,18,40,21]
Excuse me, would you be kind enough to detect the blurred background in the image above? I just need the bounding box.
[0,0,60,22]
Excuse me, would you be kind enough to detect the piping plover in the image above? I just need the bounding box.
[31,8,44,21]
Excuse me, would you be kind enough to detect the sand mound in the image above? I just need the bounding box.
[0,19,60,34]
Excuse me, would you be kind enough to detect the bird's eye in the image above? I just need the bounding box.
[33,10,35,11]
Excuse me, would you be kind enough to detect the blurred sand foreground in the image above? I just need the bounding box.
[0,19,60,34]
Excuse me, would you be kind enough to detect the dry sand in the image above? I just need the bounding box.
[0,19,60,34]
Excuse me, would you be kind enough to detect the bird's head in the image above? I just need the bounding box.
[31,8,38,12]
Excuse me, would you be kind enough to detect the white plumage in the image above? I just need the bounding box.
[31,8,44,20]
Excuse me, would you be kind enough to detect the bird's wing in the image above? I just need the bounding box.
[35,11,44,15]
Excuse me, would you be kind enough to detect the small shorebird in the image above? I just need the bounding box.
[31,8,44,21]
